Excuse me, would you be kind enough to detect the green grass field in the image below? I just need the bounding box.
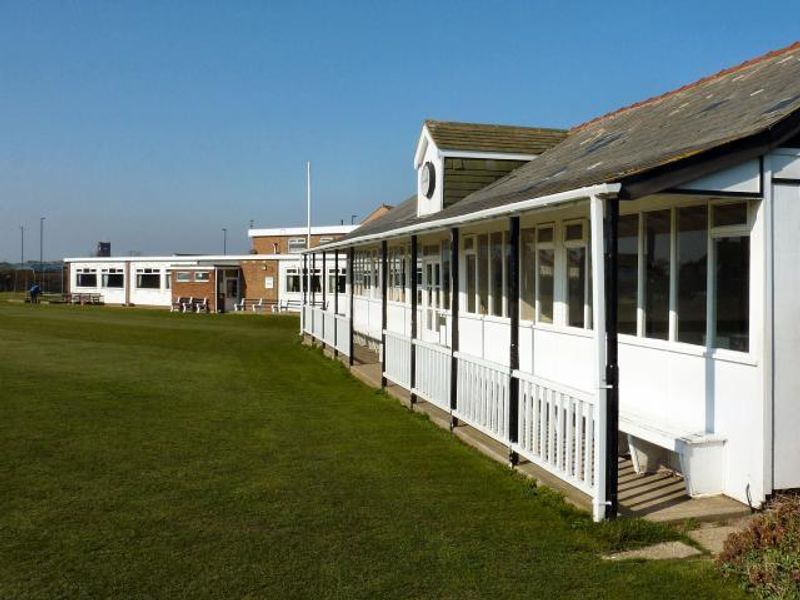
[0,304,744,598]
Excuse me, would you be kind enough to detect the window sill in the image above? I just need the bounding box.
[459,312,510,325]
[618,334,758,366]
[525,322,594,339]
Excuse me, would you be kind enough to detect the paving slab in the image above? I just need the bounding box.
[688,518,754,555]
[604,541,702,561]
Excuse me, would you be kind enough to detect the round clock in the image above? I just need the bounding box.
[420,161,436,199]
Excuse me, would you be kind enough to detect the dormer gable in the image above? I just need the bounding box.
[413,120,568,218]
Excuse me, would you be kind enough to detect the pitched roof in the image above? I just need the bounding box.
[329,42,800,247]
[449,41,800,214]
[425,120,568,156]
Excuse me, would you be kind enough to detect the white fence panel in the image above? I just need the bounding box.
[323,312,336,347]
[412,339,451,411]
[311,307,324,340]
[513,371,596,496]
[383,331,412,388]
[303,306,313,335]
[454,352,510,444]
[335,315,351,356]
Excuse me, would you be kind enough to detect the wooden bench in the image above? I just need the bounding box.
[171,296,190,312]
[620,413,726,497]
[191,297,209,313]
[64,293,104,305]
[234,298,277,313]
[276,298,303,313]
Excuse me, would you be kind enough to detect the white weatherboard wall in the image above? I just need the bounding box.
[127,262,172,307]
[771,167,800,490]
[70,261,127,304]
[415,131,445,217]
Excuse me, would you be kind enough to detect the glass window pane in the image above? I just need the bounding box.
[441,241,451,310]
[466,254,476,313]
[490,232,504,317]
[677,206,707,345]
[537,249,554,324]
[567,247,586,327]
[713,203,748,228]
[644,210,670,340]
[618,215,638,335]
[537,227,553,244]
[521,229,536,321]
[565,223,583,241]
[715,236,749,352]
[478,234,489,315]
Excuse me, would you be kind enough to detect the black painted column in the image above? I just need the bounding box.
[334,248,339,357]
[508,216,520,465]
[302,253,308,334]
[321,250,327,344]
[409,236,418,405]
[348,246,355,367]
[380,241,388,388]
[449,228,460,430]
[311,252,316,341]
[604,198,620,519]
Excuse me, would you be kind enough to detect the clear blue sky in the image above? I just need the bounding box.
[1,1,797,260]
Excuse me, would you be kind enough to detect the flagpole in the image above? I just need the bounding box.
[306,161,312,304]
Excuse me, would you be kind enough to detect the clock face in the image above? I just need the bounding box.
[421,161,436,199]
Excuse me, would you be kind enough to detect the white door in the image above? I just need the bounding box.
[422,254,444,344]
[223,270,240,312]
[773,183,800,489]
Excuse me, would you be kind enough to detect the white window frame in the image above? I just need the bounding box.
[562,219,591,329]
[176,271,191,283]
[535,224,555,324]
[288,238,307,254]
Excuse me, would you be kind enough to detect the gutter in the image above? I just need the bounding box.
[303,182,622,252]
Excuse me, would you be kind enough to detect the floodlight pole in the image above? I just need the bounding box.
[39,217,45,291]
[222,228,228,255]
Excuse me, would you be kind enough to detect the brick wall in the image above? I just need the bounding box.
[239,259,280,301]
[171,269,218,312]
[251,233,346,254]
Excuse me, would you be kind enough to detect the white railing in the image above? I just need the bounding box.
[454,352,511,444]
[383,330,412,388]
[335,314,350,356]
[303,305,313,335]
[323,312,336,347]
[412,339,451,411]
[512,371,596,495]
[311,307,324,339]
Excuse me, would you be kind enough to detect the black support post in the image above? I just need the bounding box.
[311,253,316,307]
[508,216,520,466]
[449,228,460,430]
[380,241,388,388]
[302,253,307,332]
[604,197,620,520]
[311,252,316,343]
[334,249,339,358]
[321,250,327,344]
[409,236,418,405]
[348,247,355,367]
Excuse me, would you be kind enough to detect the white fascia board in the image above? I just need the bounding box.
[302,182,622,252]
[438,149,539,162]
[64,254,293,264]
[414,125,433,168]
[247,225,357,238]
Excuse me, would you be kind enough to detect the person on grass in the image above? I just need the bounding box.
[29,282,41,304]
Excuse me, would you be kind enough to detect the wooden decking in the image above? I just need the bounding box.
[318,337,750,525]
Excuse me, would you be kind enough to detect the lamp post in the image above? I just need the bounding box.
[222,228,227,255]
[16,226,24,293]
[39,217,45,291]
